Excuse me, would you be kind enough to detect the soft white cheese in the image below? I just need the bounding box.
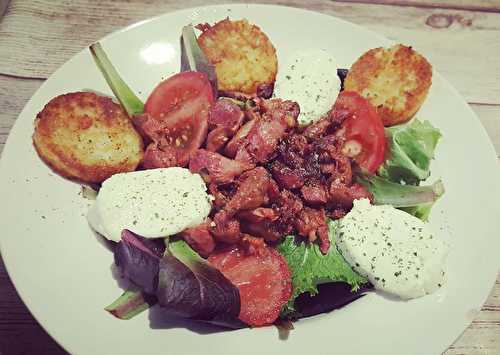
[336,199,448,299]
[273,49,341,126]
[87,167,212,242]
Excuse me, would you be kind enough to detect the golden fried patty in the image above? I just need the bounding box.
[33,92,144,183]
[198,19,278,96]
[344,44,432,126]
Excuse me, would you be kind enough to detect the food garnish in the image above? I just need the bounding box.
[33,92,144,183]
[344,44,432,126]
[33,17,447,331]
[197,19,278,97]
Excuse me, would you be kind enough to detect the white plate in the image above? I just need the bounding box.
[1,4,499,355]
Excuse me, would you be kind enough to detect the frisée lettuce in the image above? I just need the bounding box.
[357,119,444,221]
[378,119,441,185]
[277,220,368,316]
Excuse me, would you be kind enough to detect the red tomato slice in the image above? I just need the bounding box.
[332,91,386,173]
[208,245,292,327]
[143,71,214,167]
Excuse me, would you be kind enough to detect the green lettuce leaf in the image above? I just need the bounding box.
[277,220,367,316]
[89,42,144,117]
[105,288,156,320]
[378,119,441,185]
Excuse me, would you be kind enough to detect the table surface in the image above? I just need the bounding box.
[0,0,499,354]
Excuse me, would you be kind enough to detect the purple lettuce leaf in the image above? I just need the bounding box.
[292,282,373,319]
[157,239,241,324]
[114,230,165,294]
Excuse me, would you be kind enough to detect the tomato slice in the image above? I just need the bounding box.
[208,245,292,326]
[332,91,386,173]
[143,71,214,167]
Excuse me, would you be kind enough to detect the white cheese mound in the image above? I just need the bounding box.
[87,167,212,241]
[274,49,341,126]
[336,199,448,299]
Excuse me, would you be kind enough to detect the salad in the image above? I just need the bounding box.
[32,19,447,329]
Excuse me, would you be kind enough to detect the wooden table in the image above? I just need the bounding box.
[0,0,499,354]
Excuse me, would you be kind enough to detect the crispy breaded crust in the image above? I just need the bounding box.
[198,19,277,96]
[33,92,144,183]
[344,44,432,126]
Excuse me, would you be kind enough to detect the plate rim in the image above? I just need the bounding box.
[1,3,499,355]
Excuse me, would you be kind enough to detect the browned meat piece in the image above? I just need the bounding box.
[256,83,275,99]
[208,183,231,209]
[326,208,347,220]
[242,190,303,242]
[142,143,177,169]
[327,155,352,185]
[313,135,352,185]
[301,183,329,205]
[276,190,304,218]
[235,116,288,164]
[211,211,241,244]
[225,167,279,214]
[244,103,262,122]
[316,223,331,255]
[206,127,232,152]
[260,99,300,128]
[237,207,279,224]
[225,119,257,158]
[270,160,305,189]
[189,149,254,184]
[213,167,282,243]
[313,135,345,157]
[240,234,268,255]
[276,134,307,169]
[234,99,299,164]
[205,99,245,152]
[328,182,373,209]
[208,98,245,131]
[132,113,162,142]
[179,222,215,257]
[303,114,331,141]
[295,207,330,254]
[241,220,287,242]
[303,107,349,141]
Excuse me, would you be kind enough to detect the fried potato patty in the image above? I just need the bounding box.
[33,92,144,183]
[344,44,432,126]
[198,19,278,96]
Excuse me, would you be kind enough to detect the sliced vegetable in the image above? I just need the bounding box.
[142,71,214,167]
[157,239,241,326]
[112,231,241,327]
[180,25,218,98]
[357,173,444,220]
[105,289,156,320]
[399,204,435,222]
[276,220,368,316]
[114,230,165,294]
[89,43,144,117]
[378,119,442,185]
[208,245,292,326]
[334,91,386,173]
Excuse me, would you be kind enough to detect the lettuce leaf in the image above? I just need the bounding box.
[277,220,368,316]
[111,231,241,327]
[156,238,241,327]
[89,43,144,117]
[180,25,218,98]
[378,119,441,185]
[356,119,444,221]
[105,289,156,320]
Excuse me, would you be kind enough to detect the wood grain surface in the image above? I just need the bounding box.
[0,1,498,354]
